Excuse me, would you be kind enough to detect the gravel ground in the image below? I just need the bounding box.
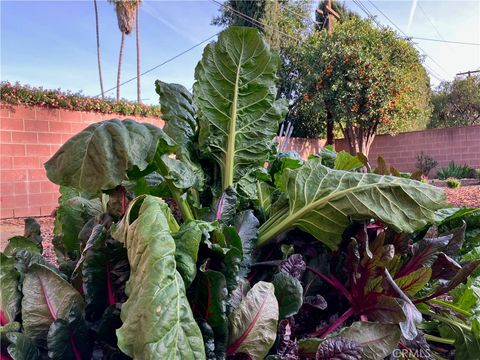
[444,185,480,208]
[0,185,478,263]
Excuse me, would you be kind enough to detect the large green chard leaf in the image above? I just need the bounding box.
[194,26,288,190]
[227,281,279,360]
[0,253,21,324]
[341,321,401,360]
[113,196,205,359]
[45,119,177,193]
[155,80,204,189]
[53,186,102,258]
[174,220,214,287]
[257,158,446,250]
[21,264,85,346]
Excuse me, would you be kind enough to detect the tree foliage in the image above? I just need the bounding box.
[211,0,266,30]
[300,18,431,155]
[429,74,480,128]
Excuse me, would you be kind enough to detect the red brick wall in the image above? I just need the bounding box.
[1,104,479,219]
[334,125,480,174]
[0,104,163,219]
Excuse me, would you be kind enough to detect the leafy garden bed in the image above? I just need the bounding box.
[1,27,479,360]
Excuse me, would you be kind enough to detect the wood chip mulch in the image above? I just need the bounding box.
[444,185,480,209]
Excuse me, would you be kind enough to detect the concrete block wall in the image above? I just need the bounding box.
[334,125,480,173]
[0,104,163,218]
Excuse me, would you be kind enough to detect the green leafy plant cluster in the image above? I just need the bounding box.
[1,27,479,360]
[437,161,477,180]
[0,81,161,117]
[447,177,461,188]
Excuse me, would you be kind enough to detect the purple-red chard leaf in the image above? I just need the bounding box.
[21,264,85,347]
[227,282,279,360]
[304,295,328,310]
[274,319,298,359]
[215,187,237,224]
[234,210,260,280]
[193,266,229,359]
[47,305,91,360]
[416,259,480,303]
[442,220,466,257]
[81,225,129,321]
[280,254,306,280]
[430,252,462,281]
[315,337,362,360]
[396,234,451,278]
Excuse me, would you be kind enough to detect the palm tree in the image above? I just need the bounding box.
[109,0,136,101]
[93,0,105,98]
[135,0,142,103]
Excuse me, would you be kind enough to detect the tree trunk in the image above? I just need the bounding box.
[116,32,125,102]
[93,0,104,99]
[135,2,141,103]
[343,125,375,159]
[326,111,334,145]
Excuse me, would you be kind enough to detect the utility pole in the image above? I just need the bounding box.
[316,1,340,145]
[456,70,480,77]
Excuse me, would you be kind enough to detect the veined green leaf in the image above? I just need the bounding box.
[227,281,278,360]
[4,236,42,256]
[115,196,205,359]
[45,119,176,193]
[0,253,21,324]
[342,321,401,360]
[6,332,40,360]
[21,264,85,346]
[272,272,303,318]
[334,150,364,171]
[395,267,432,296]
[53,186,102,257]
[194,26,288,190]
[174,220,214,287]
[257,158,446,250]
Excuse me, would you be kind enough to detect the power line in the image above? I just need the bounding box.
[96,31,220,97]
[411,37,480,46]
[364,0,449,79]
[417,3,453,50]
[211,0,301,43]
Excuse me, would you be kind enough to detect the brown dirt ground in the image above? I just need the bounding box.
[0,186,478,263]
[0,216,56,263]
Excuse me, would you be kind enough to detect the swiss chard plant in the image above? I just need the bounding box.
[1,26,479,360]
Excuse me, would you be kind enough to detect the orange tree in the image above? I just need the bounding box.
[301,18,431,157]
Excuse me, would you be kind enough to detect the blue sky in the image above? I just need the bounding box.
[1,1,479,105]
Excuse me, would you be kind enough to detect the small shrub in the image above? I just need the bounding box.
[446,177,461,188]
[437,161,476,180]
[477,169,480,180]
[416,152,438,176]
